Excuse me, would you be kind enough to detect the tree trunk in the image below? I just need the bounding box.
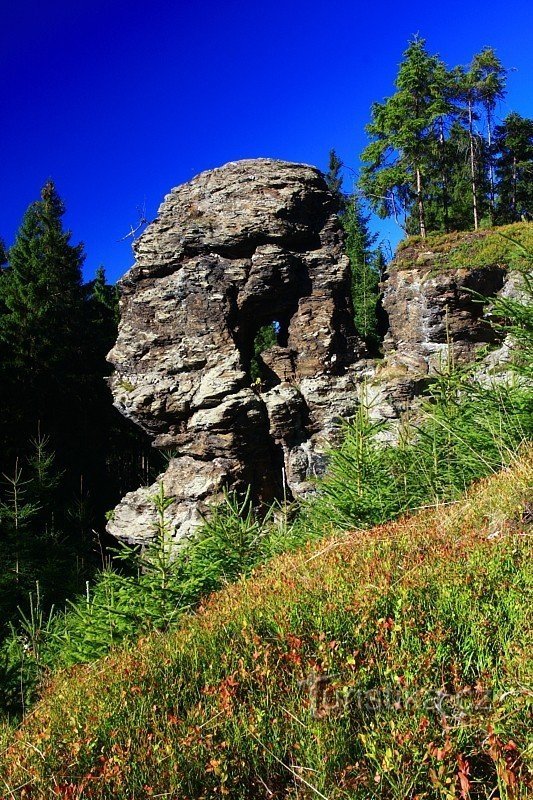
[512,155,518,220]
[439,117,450,232]
[416,166,426,238]
[468,99,479,230]
[487,105,496,224]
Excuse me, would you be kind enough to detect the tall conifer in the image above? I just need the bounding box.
[0,182,85,460]
[359,37,449,237]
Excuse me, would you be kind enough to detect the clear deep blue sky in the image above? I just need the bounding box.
[1,0,532,283]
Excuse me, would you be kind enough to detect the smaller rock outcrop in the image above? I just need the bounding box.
[382,264,505,372]
[366,242,514,422]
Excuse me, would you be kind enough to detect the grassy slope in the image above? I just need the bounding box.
[394,221,533,271]
[1,451,532,799]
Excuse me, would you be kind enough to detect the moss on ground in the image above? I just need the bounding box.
[394,221,533,272]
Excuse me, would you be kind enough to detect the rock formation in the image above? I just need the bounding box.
[366,263,507,419]
[107,158,514,547]
[107,159,364,545]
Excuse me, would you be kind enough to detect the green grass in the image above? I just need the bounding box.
[394,221,533,271]
[1,451,531,799]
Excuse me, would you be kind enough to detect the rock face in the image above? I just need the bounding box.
[382,265,505,371]
[107,159,363,546]
[107,158,515,547]
[364,263,508,422]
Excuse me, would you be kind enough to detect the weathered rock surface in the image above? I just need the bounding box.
[107,159,363,545]
[365,263,508,421]
[382,265,505,369]
[107,158,520,546]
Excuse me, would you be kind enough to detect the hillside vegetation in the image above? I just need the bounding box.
[1,451,531,799]
[394,221,533,271]
[1,224,532,800]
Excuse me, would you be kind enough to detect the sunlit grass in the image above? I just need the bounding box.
[395,221,533,271]
[1,450,531,799]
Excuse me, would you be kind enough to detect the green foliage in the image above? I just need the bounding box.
[0,485,290,705]
[359,38,532,236]
[360,36,451,237]
[0,182,85,381]
[458,47,507,227]
[250,322,277,380]
[495,112,533,223]
[0,585,56,715]
[0,436,83,636]
[342,197,381,348]
[303,370,531,536]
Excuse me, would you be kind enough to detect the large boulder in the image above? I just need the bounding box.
[107,159,363,546]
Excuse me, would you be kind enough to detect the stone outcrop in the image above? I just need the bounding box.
[107,158,518,547]
[107,159,363,546]
[382,264,505,372]
[364,263,507,419]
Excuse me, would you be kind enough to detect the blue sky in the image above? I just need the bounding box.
[1,0,532,283]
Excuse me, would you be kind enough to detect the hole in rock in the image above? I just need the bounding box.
[250,321,279,382]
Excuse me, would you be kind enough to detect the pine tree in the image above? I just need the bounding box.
[494,112,533,222]
[325,149,345,209]
[359,37,450,238]
[342,196,380,349]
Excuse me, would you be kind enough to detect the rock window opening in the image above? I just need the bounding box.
[250,321,279,381]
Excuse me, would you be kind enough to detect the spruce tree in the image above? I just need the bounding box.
[0,181,85,464]
[359,37,450,238]
[494,112,533,222]
[0,182,84,377]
